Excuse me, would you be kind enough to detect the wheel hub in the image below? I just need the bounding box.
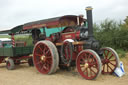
[102,59,110,64]
[106,59,110,63]
[84,63,89,68]
[41,55,46,61]
[104,59,110,63]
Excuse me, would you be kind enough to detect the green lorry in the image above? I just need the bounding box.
[0,26,33,70]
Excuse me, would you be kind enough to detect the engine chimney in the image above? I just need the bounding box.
[86,6,93,38]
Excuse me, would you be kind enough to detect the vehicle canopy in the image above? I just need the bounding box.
[23,15,85,30]
[0,25,23,35]
[0,15,85,35]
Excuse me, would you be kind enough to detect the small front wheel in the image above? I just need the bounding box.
[100,47,120,74]
[6,58,15,70]
[76,49,102,80]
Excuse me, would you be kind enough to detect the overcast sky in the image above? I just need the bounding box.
[0,0,128,30]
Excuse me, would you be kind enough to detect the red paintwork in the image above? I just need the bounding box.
[33,42,53,74]
[46,27,81,61]
[101,48,118,74]
[59,30,81,61]
[61,31,80,41]
[71,45,83,60]
[76,50,100,80]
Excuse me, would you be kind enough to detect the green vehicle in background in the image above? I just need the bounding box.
[0,19,64,70]
[0,24,63,70]
[0,27,34,70]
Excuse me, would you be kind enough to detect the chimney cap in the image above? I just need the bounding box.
[85,6,93,10]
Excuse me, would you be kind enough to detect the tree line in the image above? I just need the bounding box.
[94,17,128,52]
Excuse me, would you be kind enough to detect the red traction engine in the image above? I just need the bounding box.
[25,7,120,80]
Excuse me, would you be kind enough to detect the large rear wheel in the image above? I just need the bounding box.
[76,49,102,80]
[100,47,119,74]
[33,40,59,74]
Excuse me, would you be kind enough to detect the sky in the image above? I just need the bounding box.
[0,0,128,30]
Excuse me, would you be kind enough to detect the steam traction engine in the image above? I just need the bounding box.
[23,7,120,80]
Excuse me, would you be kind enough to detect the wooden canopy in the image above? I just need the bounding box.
[0,15,85,35]
[23,15,85,30]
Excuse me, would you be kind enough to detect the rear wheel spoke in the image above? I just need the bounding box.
[45,50,50,55]
[109,62,116,67]
[35,53,42,57]
[108,54,113,60]
[110,59,116,61]
[38,45,43,52]
[108,64,113,71]
[36,60,43,65]
[83,68,88,76]
[107,63,109,72]
[81,56,86,63]
[46,60,52,64]
[90,68,96,75]
[105,50,109,59]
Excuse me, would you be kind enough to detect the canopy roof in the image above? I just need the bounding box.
[23,15,84,30]
[0,25,23,34]
[0,15,85,34]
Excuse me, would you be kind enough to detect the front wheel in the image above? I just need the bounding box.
[76,49,102,80]
[6,58,15,70]
[100,47,120,74]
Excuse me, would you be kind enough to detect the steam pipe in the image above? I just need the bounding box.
[86,6,93,38]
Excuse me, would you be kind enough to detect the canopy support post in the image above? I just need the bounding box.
[11,34,15,47]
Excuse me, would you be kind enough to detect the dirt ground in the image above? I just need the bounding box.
[0,56,128,85]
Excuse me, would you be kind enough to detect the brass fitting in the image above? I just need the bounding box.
[85,6,93,11]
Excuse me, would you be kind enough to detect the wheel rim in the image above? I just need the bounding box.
[33,42,53,74]
[7,62,11,67]
[101,47,119,74]
[76,50,101,80]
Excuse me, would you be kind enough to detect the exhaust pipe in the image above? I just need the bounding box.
[86,6,93,38]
